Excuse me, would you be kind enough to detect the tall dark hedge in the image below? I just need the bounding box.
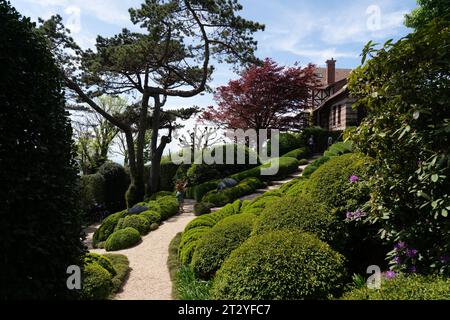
[0,1,84,299]
[97,162,129,213]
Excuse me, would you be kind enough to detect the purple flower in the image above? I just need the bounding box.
[346,209,367,221]
[393,256,402,265]
[406,248,418,258]
[384,271,396,280]
[394,242,407,251]
[440,255,450,264]
[349,175,360,183]
[408,266,418,273]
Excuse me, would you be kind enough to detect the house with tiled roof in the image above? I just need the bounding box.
[310,59,365,131]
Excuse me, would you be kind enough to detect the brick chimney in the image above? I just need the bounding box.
[326,58,336,84]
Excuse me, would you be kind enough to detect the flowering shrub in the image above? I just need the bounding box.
[349,20,450,275]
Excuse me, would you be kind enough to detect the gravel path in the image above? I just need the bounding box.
[84,157,318,300]
[87,200,196,300]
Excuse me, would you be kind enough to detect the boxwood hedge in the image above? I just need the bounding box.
[191,213,256,280]
[342,274,450,300]
[105,227,141,252]
[211,231,347,300]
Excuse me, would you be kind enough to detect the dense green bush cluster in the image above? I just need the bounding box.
[0,1,85,299]
[81,253,129,300]
[179,200,242,265]
[80,174,105,218]
[194,202,213,216]
[202,177,264,206]
[81,261,113,300]
[94,195,179,250]
[140,210,161,225]
[115,215,150,235]
[230,157,299,182]
[157,196,179,220]
[240,193,283,216]
[253,195,346,249]
[303,153,368,210]
[211,231,347,300]
[342,275,450,300]
[105,227,141,252]
[186,180,221,202]
[302,156,331,177]
[323,141,353,158]
[191,213,256,280]
[159,158,180,191]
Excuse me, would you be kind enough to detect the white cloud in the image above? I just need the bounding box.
[24,0,133,25]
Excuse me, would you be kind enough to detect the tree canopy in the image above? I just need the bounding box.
[38,0,264,203]
[201,58,318,132]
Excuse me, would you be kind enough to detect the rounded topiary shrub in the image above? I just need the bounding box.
[304,153,368,209]
[211,231,347,300]
[81,262,113,300]
[191,213,256,280]
[84,253,116,277]
[157,196,179,220]
[140,210,161,225]
[302,153,388,275]
[105,227,141,252]
[194,202,213,216]
[253,195,346,250]
[116,215,150,235]
[342,274,450,300]
[93,210,128,246]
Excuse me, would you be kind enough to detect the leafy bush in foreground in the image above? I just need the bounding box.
[342,274,450,300]
[116,215,150,235]
[211,231,347,300]
[253,195,345,249]
[191,213,256,279]
[105,227,141,252]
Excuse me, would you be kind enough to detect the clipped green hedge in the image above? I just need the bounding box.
[324,141,353,158]
[302,156,331,178]
[303,153,368,210]
[139,210,161,225]
[240,193,283,216]
[194,202,213,216]
[105,227,141,252]
[253,195,346,250]
[81,262,113,300]
[93,210,128,246]
[179,200,242,265]
[211,231,347,300]
[202,177,264,207]
[191,213,256,280]
[342,275,450,300]
[84,253,116,277]
[186,180,221,201]
[102,254,130,295]
[157,196,179,220]
[282,147,310,160]
[230,157,299,182]
[115,215,150,235]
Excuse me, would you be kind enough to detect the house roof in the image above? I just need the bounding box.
[314,85,349,113]
[315,67,352,87]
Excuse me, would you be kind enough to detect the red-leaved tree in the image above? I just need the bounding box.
[200,58,319,142]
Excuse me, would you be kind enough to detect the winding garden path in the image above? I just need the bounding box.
[86,200,197,300]
[84,157,317,300]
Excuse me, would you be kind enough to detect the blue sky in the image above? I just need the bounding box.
[10,0,418,159]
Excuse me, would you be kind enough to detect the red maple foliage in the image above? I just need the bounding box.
[200,58,319,132]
